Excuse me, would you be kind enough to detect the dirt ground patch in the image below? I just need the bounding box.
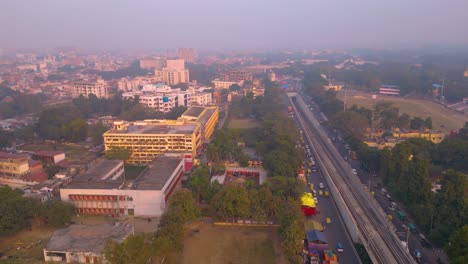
[182,222,287,264]
[0,227,55,263]
[338,93,468,134]
[227,118,260,129]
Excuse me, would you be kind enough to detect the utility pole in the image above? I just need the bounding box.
[343,85,348,112]
[440,80,445,104]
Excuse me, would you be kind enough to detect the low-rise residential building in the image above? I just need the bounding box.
[191,92,212,106]
[60,156,184,217]
[122,84,191,112]
[31,151,66,164]
[72,79,108,99]
[44,223,133,263]
[363,128,445,149]
[211,79,244,89]
[0,152,30,177]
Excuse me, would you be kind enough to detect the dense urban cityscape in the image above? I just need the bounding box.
[1,1,467,264]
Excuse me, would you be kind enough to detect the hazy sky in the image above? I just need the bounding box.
[1,0,467,50]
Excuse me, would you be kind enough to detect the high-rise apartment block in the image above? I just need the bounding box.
[221,70,253,82]
[139,57,166,70]
[155,59,190,85]
[177,48,195,63]
[72,79,109,99]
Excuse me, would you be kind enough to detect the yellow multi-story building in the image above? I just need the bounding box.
[0,152,30,177]
[363,128,445,149]
[181,106,218,143]
[393,129,444,144]
[104,106,218,164]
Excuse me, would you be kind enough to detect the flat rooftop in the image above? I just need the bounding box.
[45,223,132,253]
[198,108,216,125]
[107,123,197,135]
[132,156,182,190]
[66,156,182,191]
[182,106,205,119]
[0,151,28,160]
[66,159,124,190]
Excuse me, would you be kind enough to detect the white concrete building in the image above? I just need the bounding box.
[59,157,184,217]
[154,59,190,85]
[44,223,132,263]
[122,85,191,113]
[211,79,244,89]
[72,79,108,99]
[191,92,212,106]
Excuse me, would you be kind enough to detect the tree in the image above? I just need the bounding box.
[229,84,241,91]
[277,198,304,264]
[410,117,425,130]
[0,129,13,149]
[88,122,109,145]
[0,186,36,236]
[430,170,467,245]
[331,111,370,138]
[445,226,468,264]
[105,146,132,160]
[187,165,211,202]
[397,113,411,129]
[166,189,200,223]
[424,117,433,129]
[40,200,75,227]
[61,118,88,142]
[210,184,250,221]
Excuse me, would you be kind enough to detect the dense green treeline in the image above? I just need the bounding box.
[0,86,43,119]
[0,186,74,237]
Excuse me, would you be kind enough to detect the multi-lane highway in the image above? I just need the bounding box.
[290,93,416,264]
[291,115,360,263]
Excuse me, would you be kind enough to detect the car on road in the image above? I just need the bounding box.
[352,169,357,175]
[312,189,317,196]
[318,190,323,196]
[385,193,393,201]
[324,191,329,197]
[345,144,350,149]
[413,248,423,263]
[336,242,344,253]
[326,217,332,224]
[409,223,417,233]
[319,182,324,189]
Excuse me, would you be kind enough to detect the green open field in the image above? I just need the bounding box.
[183,223,286,264]
[338,93,468,134]
[227,118,260,129]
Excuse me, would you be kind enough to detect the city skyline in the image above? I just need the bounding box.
[1,0,468,51]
